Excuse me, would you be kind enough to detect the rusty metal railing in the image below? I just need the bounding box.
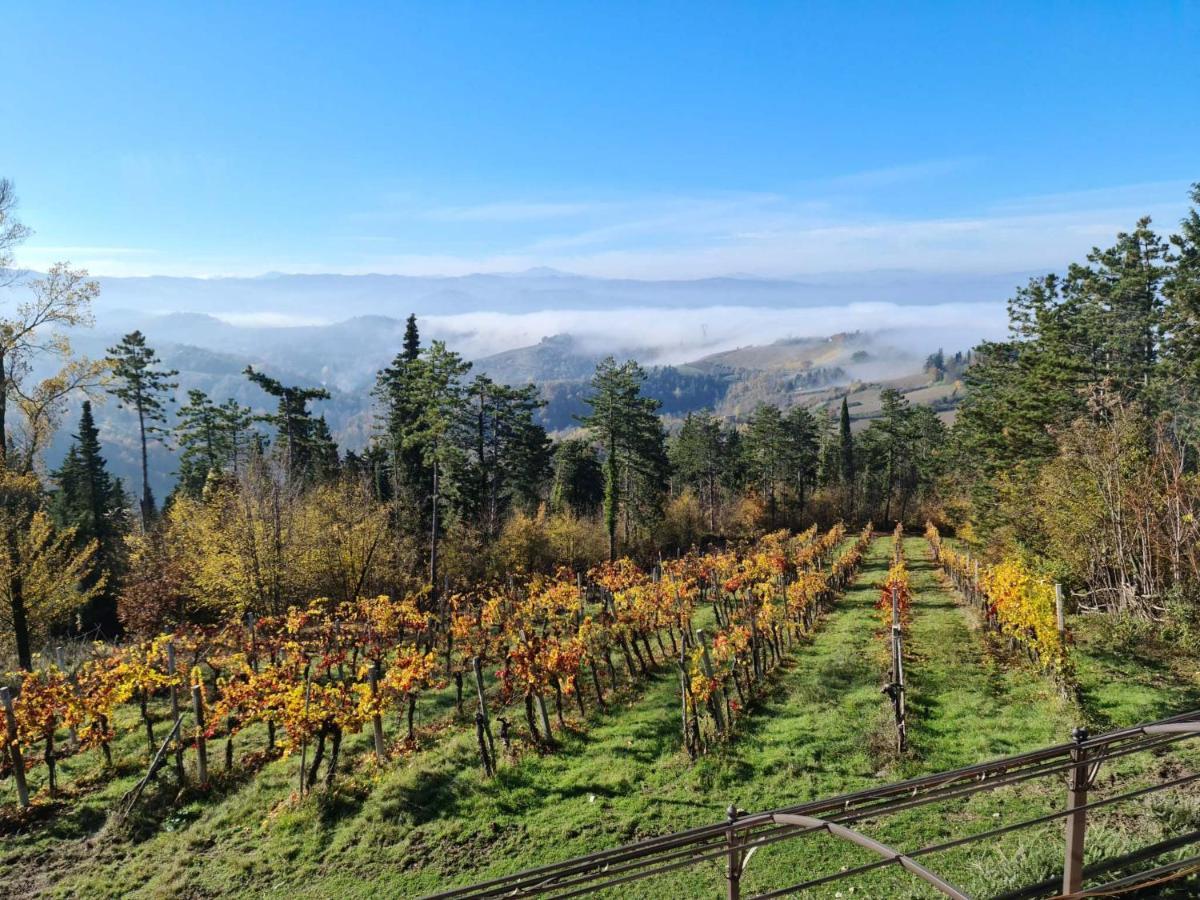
[426,710,1200,899]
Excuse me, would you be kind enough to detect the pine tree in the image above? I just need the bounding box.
[579,358,666,560]
[106,331,178,529]
[375,315,430,504]
[217,398,256,476]
[744,404,793,527]
[405,342,471,608]
[785,405,821,514]
[244,366,332,482]
[50,401,129,636]
[310,415,341,481]
[670,412,728,532]
[174,389,227,497]
[549,439,604,515]
[462,375,550,535]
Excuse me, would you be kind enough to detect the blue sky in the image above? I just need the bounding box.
[3,1,1198,278]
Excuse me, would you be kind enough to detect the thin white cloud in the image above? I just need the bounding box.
[424,201,604,222]
[814,158,978,190]
[48,178,1194,281]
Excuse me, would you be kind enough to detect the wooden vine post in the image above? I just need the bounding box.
[166,642,185,783]
[369,662,386,764]
[297,668,312,796]
[190,680,208,786]
[471,656,496,759]
[1,686,29,808]
[695,629,727,736]
[891,610,906,752]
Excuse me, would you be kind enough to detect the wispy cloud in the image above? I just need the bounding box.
[814,158,978,191]
[49,176,1194,281]
[423,201,603,222]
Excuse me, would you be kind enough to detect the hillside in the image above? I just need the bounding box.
[47,321,961,495]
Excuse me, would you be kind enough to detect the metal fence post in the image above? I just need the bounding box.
[726,804,741,900]
[1063,726,1090,895]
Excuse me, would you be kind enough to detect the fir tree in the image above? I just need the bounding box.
[106,331,178,529]
[402,313,421,361]
[50,401,129,636]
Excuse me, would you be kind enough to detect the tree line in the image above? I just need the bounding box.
[948,184,1200,625]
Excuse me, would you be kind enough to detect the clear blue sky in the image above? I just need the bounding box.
[3,1,1198,278]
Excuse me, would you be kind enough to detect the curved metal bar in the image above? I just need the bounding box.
[771,813,971,900]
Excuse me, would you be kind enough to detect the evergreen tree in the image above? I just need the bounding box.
[836,396,857,523]
[217,398,257,476]
[461,375,551,534]
[106,331,178,529]
[670,412,729,532]
[174,389,227,497]
[743,404,794,527]
[244,366,332,482]
[411,342,471,606]
[549,438,604,515]
[785,405,821,514]
[50,401,129,636]
[310,415,341,481]
[579,358,666,560]
[402,313,421,361]
[375,314,431,507]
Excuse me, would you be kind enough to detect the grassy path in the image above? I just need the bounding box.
[900,536,1076,772]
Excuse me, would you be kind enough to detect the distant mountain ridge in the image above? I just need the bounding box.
[90,268,1032,323]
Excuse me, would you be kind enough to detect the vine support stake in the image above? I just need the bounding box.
[1,686,29,808]
[167,643,185,784]
[696,629,727,735]
[370,662,386,763]
[472,656,496,759]
[190,682,208,787]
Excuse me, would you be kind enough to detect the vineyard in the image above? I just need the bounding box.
[1,527,1198,897]
[1,526,882,881]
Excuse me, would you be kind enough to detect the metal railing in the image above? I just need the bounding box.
[427,710,1200,899]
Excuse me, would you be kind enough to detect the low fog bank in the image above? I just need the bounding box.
[77,300,1008,394]
[418,301,1010,366]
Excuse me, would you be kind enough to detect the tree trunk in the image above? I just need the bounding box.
[605,432,618,561]
[6,536,32,670]
[136,400,152,531]
[324,726,342,789]
[429,457,440,614]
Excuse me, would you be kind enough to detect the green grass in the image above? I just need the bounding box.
[4,535,1200,898]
